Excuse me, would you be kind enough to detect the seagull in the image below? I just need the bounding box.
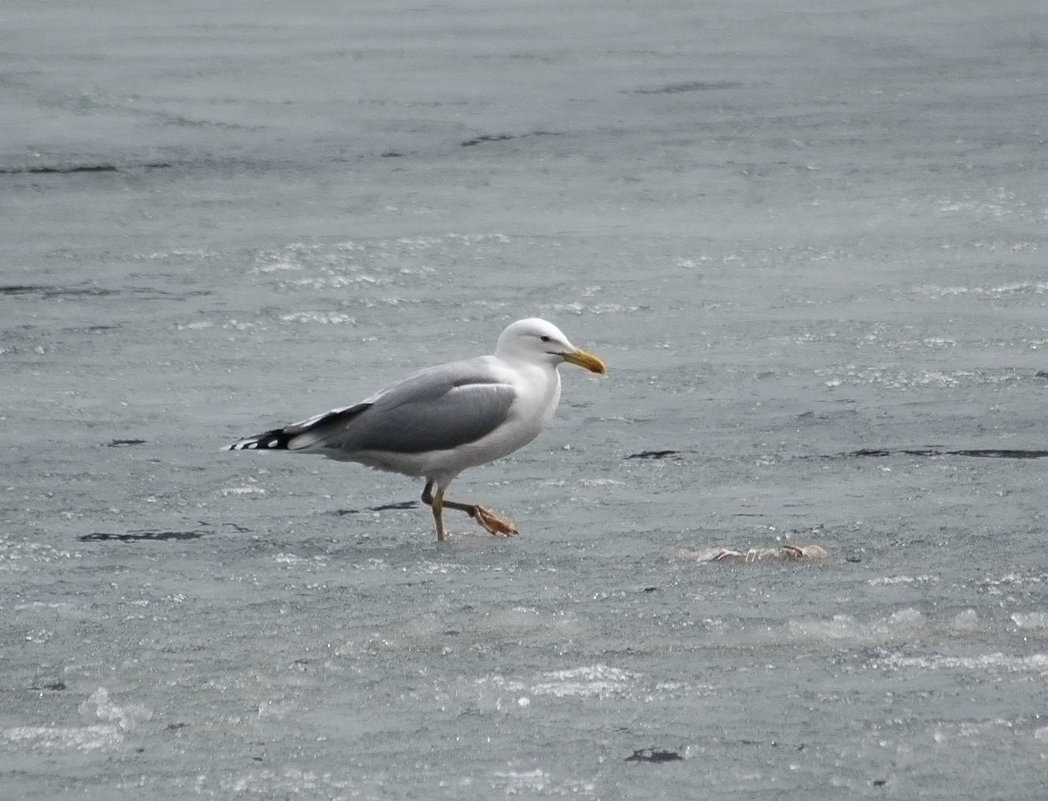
[226,318,606,541]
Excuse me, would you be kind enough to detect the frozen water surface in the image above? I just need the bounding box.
[2,0,1047,798]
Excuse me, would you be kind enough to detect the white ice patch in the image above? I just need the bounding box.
[1011,612,1048,630]
[876,651,1048,678]
[14,600,79,612]
[222,319,259,331]
[950,609,981,632]
[221,486,266,496]
[932,717,1021,745]
[867,574,939,587]
[546,301,641,316]
[79,687,152,732]
[913,281,1048,298]
[816,366,1023,390]
[785,608,926,645]
[578,477,626,487]
[1,724,124,752]
[490,769,597,797]
[135,249,218,262]
[221,767,352,796]
[3,688,152,753]
[272,552,312,565]
[481,664,639,701]
[492,769,551,793]
[531,665,639,699]
[934,188,1034,221]
[477,664,703,709]
[416,560,471,575]
[253,260,304,273]
[0,534,79,572]
[278,311,355,325]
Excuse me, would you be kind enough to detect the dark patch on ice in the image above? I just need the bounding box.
[381,151,403,158]
[739,738,805,750]
[842,448,927,458]
[107,438,147,447]
[79,529,207,543]
[633,80,743,94]
[0,164,119,175]
[30,681,66,691]
[0,283,212,300]
[625,748,683,763]
[0,284,117,298]
[626,449,682,460]
[462,134,513,147]
[643,586,659,593]
[0,162,175,175]
[460,131,562,147]
[954,449,1048,459]
[223,522,251,533]
[840,448,1048,460]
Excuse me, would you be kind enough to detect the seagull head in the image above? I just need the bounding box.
[495,318,606,374]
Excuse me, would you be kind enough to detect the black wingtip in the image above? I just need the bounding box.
[227,428,292,451]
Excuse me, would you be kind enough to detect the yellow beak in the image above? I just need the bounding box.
[562,348,607,375]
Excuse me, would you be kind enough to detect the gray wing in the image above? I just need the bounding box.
[287,360,517,456]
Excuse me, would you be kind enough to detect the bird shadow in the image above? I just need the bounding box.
[329,501,419,516]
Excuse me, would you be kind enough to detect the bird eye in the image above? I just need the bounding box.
[539,335,552,343]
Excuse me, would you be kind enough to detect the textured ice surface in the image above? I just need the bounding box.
[3,1,1047,799]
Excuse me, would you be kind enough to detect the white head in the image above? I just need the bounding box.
[495,318,606,374]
